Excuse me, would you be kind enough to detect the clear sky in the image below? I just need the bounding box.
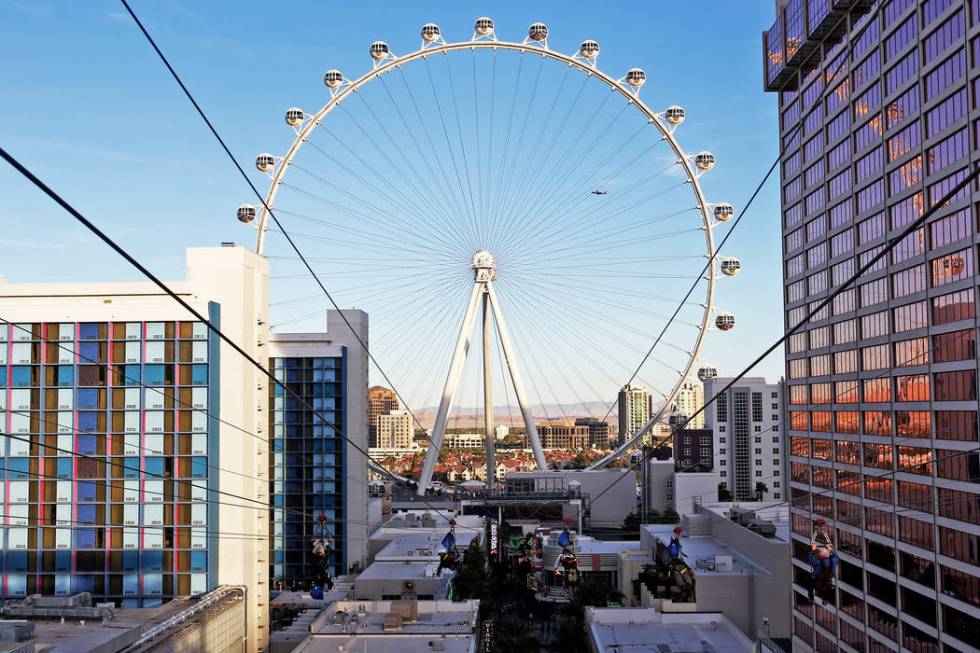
[0,1,785,406]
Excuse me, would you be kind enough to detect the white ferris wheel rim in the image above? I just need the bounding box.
[250,29,722,468]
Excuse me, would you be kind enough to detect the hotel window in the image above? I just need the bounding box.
[933,329,975,363]
[930,248,973,287]
[928,167,970,207]
[897,410,931,440]
[932,288,974,325]
[925,88,965,138]
[895,375,930,402]
[832,287,856,315]
[836,411,860,434]
[934,370,976,401]
[834,380,859,404]
[935,410,976,440]
[925,50,965,102]
[864,378,891,403]
[894,336,929,367]
[834,350,858,374]
[927,127,968,176]
[860,278,888,307]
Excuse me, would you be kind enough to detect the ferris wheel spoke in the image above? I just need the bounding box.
[497,89,614,238]
[485,52,525,240]
[376,75,474,244]
[517,167,687,251]
[300,137,467,249]
[506,130,671,254]
[422,57,480,245]
[334,102,478,250]
[484,51,497,243]
[502,285,638,397]
[491,73,589,254]
[389,70,475,244]
[503,176,688,263]
[492,64,571,245]
[443,54,482,246]
[348,90,465,237]
[500,126,648,261]
[470,52,485,245]
[272,188,461,258]
[268,226,463,262]
[503,296,601,421]
[500,102,633,248]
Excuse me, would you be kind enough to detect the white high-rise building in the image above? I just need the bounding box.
[703,377,784,502]
[0,246,270,652]
[672,380,704,428]
[617,384,653,446]
[377,409,413,449]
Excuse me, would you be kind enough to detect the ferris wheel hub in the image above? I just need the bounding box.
[471,250,497,282]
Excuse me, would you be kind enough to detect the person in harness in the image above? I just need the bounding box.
[437,519,460,576]
[309,515,334,600]
[808,518,838,602]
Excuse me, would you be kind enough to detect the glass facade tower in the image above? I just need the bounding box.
[765,0,980,650]
[269,351,347,588]
[0,319,217,606]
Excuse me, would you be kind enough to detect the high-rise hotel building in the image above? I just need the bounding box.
[268,311,369,587]
[0,246,270,652]
[765,1,980,651]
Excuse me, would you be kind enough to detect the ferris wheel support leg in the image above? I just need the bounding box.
[417,282,483,495]
[482,291,495,489]
[485,281,548,472]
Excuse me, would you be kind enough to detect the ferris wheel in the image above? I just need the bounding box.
[237,18,741,492]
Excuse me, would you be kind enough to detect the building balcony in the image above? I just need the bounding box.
[763,0,874,92]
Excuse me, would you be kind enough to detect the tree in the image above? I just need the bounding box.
[755,481,769,501]
[622,511,641,533]
[450,540,494,618]
[495,618,540,652]
[551,576,624,653]
[718,482,733,502]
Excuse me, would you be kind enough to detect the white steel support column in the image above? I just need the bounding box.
[416,250,548,495]
[485,281,548,471]
[482,291,495,488]
[417,282,482,494]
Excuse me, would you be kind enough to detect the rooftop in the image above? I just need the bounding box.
[700,501,792,542]
[355,561,447,581]
[375,531,480,561]
[643,526,772,577]
[290,599,479,653]
[586,607,753,652]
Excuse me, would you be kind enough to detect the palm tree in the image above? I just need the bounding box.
[495,618,541,652]
[755,481,769,501]
[718,482,733,501]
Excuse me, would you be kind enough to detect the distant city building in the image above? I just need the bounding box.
[0,246,269,651]
[575,416,611,447]
[765,1,980,649]
[367,386,399,448]
[494,424,509,440]
[538,423,590,449]
[703,377,783,502]
[443,432,484,449]
[618,384,653,446]
[672,379,705,428]
[673,428,714,471]
[268,310,369,591]
[377,409,413,449]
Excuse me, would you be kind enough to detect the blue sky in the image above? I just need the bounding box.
[0,1,785,395]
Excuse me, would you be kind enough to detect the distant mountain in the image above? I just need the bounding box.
[415,401,617,424]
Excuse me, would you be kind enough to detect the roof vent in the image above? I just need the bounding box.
[221,242,235,247]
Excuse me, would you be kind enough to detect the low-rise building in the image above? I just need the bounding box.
[444,432,484,449]
[287,600,479,653]
[504,469,636,529]
[586,607,753,653]
[538,423,590,449]
[619,502,791,641]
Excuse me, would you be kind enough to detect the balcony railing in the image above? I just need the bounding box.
[763,0,875,92]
